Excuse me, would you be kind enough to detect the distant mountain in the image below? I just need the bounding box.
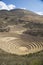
[0,9,43,36]
[0,9,43,25]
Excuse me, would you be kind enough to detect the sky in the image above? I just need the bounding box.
[0,0,43,15]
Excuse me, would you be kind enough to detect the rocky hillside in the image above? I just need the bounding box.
[0,9,43,25]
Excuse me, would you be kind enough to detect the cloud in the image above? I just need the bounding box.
[20,8,26,10]
[35,12,43,15]
[0,1,8,10]
[0,1,16,10]
[8,4,16,10]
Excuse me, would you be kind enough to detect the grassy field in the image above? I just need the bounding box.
[0,49,43,65]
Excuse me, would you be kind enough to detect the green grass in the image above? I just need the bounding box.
[0,50,43,65]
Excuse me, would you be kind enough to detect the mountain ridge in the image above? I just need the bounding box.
[0,8,43,25]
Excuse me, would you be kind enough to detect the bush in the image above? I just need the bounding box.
[29,59,43,65]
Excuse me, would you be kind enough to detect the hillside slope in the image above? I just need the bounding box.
[0,9,43,25]
[0,9,43,55]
